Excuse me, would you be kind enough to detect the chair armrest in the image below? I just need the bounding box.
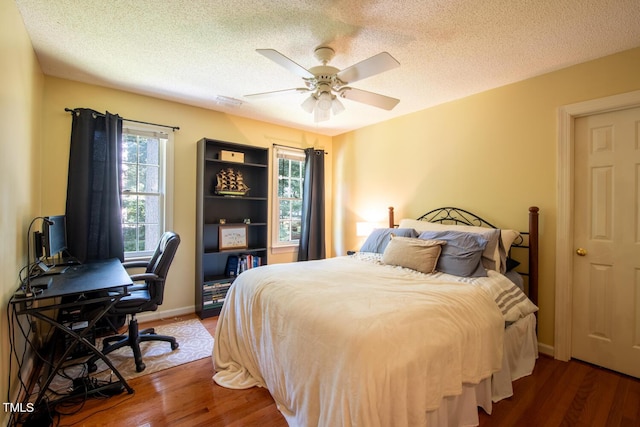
[129,272,161,282]
[123,260,149,269]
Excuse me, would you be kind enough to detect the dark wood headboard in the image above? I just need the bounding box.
[387,206,539,306]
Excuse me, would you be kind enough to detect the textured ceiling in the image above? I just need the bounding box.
[15,0,640,136]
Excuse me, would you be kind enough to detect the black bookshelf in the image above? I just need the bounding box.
[195,139,269,318]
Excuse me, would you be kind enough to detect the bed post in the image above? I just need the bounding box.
[528,206,539,307]
[388,207,395,228]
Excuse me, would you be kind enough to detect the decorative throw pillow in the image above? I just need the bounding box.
[381,236,446,274]
[360,228,417,253]
[418,230,488,277]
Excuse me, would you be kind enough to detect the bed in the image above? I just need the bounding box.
[212,206,540,426]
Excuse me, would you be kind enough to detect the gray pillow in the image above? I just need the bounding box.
[360,228,417,253]
[418,230,488,277]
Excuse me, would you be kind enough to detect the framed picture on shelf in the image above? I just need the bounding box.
[219,224,248,250]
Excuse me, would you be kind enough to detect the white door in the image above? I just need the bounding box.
[571,106,640,378]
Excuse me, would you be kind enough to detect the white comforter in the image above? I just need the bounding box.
[213,255,511,426]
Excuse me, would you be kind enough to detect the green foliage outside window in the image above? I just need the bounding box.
[277,156,304,243]
[121,133,162,254]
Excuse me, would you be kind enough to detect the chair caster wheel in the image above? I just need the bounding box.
[136,362,146,372]
[171,342,179,351]
[87,363,97,373]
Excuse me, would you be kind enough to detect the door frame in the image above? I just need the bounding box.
[555,89,640,361]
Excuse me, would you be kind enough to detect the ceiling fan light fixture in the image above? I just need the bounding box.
[249,47,401,123]
[331,97,345,115]
[316,91,333,111]
[314,106,330,122]
[301,94,316,113]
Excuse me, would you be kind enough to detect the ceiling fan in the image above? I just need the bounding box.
[245,46,400,122]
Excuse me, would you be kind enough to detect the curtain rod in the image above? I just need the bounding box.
[272,143,328,154]
[273,143,302,151]
[65,108,180,131]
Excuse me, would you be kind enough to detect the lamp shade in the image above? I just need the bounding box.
[356,221,376,237]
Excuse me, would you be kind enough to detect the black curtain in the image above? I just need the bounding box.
[298,148,326,261]
[65,109,124,263]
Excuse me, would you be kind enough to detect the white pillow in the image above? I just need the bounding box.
[501,229,520,254]
[398,219,504,272]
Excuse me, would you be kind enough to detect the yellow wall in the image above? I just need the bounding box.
[1,0,44,419]
[41,76,333,316]
[333,46,640,349]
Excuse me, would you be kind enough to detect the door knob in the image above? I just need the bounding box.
[576,248,587,256]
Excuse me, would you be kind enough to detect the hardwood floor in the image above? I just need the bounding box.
[477,354,640,426]
[53,315,640,427]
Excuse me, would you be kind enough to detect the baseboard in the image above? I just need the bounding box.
[137,305,196,323]
[538,341,554,357]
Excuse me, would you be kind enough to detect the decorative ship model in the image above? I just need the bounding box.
[215,168,250,196]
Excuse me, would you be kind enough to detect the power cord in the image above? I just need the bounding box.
[6,298,62,427]
[69,377,123,396]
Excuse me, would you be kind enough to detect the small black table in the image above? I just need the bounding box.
[11,258,135,410]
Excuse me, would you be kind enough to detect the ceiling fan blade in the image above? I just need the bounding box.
[256,49,314,79]
[337,52,400,84]
[339,87,400,110]
[245,88,310,98]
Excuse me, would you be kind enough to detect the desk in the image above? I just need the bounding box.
[10,258,135,411]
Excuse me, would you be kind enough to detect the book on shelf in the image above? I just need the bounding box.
[203,291,227,300]
[203,297,225,307]
[226,253,264,277]
[204,289,228,299]
[202,279,230,306]
[203,288,229,296]
[203,280,232,289]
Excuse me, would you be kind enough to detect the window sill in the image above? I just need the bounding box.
[124,255,151,263]
[271,245,298,255]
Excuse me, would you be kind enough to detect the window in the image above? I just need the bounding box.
[272,146,305,248]
[121,123,173,259]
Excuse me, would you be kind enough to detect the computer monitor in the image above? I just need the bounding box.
[41,215,67,258]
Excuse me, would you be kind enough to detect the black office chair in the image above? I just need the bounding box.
[87,231,181,373]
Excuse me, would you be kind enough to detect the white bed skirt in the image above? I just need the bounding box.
[425,313,538,426]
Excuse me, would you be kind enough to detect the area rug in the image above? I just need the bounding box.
[49,318,213,393]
